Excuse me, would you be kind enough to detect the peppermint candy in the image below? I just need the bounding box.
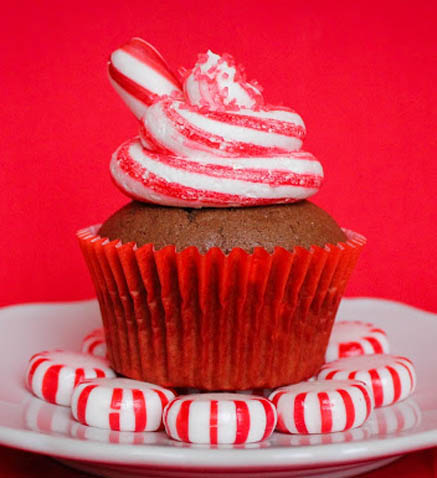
[108,37,182,119]
[71,378,175,431]
[81,328,106,358]
[317,354,416,408]
[325,321,389,362]
[26,350,115,406]
[269,380,374,434]
[163,393,277,444]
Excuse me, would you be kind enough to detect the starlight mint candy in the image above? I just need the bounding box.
[26,350,115,406]
[71,378,175,431]
[325,321,389,362]
[163,393,277,444]
[81,328,107,358]
[269,380,374,434]
[318,355,416,408]
[108,39,323,207]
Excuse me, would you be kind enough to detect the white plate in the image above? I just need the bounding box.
[0,298,436,478]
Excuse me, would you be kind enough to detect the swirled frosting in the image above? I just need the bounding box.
[108,38,323,207]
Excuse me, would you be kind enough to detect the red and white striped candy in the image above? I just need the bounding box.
[317,354,416,408]
[81,328,106,358]
[71,378,175,432]
[163,393,277,444]
[325,321,390,362]
[26,350,115,406]
[269,380,374,434]
[108,37,182,119]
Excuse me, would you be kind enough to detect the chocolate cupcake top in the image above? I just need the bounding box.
[99,201,347,254]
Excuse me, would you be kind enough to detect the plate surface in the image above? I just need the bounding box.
[0,298,436,478]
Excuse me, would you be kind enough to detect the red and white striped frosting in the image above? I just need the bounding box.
[163,393,277,444]
[184,51,264,111]
[269,379,374,434]
[108,39,323,207]
[71,377,175,432]
[26,350,115,406]
[317,354,416,408]
[81,328,107,358]
[325,321,390,362]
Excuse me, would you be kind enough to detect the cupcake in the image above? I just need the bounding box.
[78,38,365,391]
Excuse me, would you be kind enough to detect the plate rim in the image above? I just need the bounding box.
[0,297,436,470]
[0,423,437,469]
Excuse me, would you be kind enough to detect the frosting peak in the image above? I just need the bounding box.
[184,51,264,111]
[108,38,323,208]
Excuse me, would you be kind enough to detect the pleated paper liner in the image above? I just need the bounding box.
[78,225,365,391]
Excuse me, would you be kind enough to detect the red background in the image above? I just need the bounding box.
[1,1,436,311]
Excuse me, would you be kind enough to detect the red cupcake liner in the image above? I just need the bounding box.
[77,226,365,390]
